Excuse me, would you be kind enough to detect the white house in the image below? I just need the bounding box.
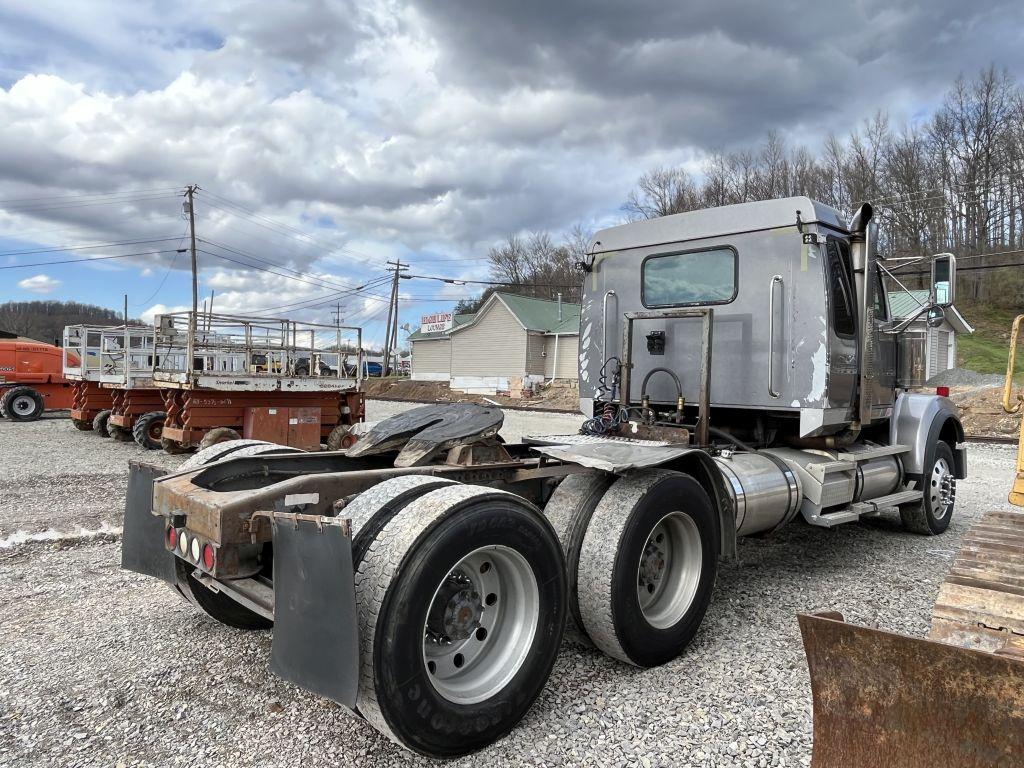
[408,292,580,392]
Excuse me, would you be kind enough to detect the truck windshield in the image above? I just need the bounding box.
[642,246,737,307]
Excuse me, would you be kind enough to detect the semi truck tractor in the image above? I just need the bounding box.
[122,197,969,757]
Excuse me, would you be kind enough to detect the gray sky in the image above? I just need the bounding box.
[0,0,1022,338]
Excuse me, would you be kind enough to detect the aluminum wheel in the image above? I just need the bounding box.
[929,456,956,521]
[636,511,703,629]
[422,545,539,705]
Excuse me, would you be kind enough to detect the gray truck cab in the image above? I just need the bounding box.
[578,196,964,526]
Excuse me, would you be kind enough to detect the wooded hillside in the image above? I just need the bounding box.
[0,301,141,345]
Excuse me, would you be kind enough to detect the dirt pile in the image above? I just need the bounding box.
[360,377,579,412]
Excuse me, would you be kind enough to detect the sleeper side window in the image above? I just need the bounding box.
[641,246,738,307]
[825,237,856,338]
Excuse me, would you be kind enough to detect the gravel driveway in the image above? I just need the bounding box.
[0,410,1017,767]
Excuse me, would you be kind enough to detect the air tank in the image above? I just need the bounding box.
[714,451,802,536]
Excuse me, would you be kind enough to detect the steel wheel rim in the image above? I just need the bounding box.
[637,511,702,629]
[11,394,35,415]
[930,457,955,520]
[422,545,539,705]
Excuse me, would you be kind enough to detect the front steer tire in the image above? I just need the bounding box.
[355,484,566,758]
[577,469,719,667]
[901,441,957,535]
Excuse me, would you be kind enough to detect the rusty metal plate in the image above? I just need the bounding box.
[799,611,1024,768]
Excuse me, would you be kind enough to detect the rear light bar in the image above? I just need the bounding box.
[165,524,218,574]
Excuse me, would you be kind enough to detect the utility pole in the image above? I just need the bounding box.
[382,259,407,376]
[185,184,199,375]
[331,303,344,327]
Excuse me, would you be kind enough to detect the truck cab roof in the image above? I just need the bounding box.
[589,196,848,255]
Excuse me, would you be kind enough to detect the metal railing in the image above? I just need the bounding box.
[62,324,157,386]
[152,312,363,389]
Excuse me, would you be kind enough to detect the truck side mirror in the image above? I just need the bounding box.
[925,305,946,329]
[931,253,956,307]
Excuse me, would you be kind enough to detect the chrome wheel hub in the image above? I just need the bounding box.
[930,457,956,520]
[423,545,539,705]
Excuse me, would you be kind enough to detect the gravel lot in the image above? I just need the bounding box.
[0,409,1018,767]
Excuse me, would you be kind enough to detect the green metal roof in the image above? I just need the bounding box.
[886,290,974,333]
[494,292,581,334]
[887,290,931,319]
[407,312,475,341]
[408,292,581,343]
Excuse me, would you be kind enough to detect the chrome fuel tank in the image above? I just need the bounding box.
[714,451,802,536]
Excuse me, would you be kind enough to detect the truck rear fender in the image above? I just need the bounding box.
[661,450,736,560]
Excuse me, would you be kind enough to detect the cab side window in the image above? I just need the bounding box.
[872,266,888,320]
[825,237,856,337]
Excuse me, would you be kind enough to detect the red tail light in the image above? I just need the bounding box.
[202,543,216,570]
[167,526,178,549]
[936,386,950,397]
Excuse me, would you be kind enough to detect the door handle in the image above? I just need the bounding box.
[768,275,783,398]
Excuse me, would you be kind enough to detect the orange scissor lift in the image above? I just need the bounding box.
[151,312,365,454]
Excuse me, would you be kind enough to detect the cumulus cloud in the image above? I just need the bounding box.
[17,273,61,293]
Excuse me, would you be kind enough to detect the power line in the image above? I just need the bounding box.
[0,187,181,205]
[0,236,186,259]
[199,190,383,267]
[198,237,378,293]
[0,193,181,215]
[0,248,188,270]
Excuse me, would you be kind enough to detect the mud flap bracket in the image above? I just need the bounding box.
[259,511,359,710]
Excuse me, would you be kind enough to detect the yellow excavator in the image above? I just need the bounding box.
[799,315,1024,768]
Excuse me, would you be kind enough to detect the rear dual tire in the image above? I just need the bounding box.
[352,480,566,757]
[553,469,719,667]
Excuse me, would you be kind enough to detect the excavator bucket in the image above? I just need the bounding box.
[799,510,1024,768]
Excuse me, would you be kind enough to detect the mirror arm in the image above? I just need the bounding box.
[883,303,933,335]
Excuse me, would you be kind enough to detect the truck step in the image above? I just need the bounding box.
[837,443,911,461]
[802,507,863,528]
[851,489,923,515]
[805,460,856,483]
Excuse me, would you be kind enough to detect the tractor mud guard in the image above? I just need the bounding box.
[798,611,1024,768]
[262,512,360,710]
[120,461,177,584]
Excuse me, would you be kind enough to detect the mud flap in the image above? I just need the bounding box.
[798,611,1024,768]
[268,514,359,710]
[120,461,176,584]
